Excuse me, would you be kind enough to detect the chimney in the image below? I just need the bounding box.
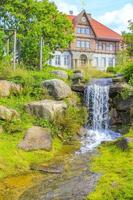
[69,10,73,15]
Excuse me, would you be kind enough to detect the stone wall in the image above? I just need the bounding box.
[109,81,133,132]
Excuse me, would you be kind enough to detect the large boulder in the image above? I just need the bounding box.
[25,99,67,120]
[18,126,52,151]
[0,105,19,121]
[0,80,21,97]
[42,79,72,100]
[51,70,68,79]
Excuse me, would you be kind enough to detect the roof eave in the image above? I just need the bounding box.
[96,37,122,42]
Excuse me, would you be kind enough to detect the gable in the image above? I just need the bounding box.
[67,10,122,41]
[78,14,89,25]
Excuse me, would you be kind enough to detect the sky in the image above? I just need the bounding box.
[51,0,133,34]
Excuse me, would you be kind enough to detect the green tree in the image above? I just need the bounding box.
[0,31,4,60]
[0,0,74,67]
[123,21,133,57]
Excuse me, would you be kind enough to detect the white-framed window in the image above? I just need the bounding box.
[99,42,102,50]
[94,57,98,66]
[86,28,90,34]
[102,43,106,50]
[55,55,61,65]
[64,55,69,66]
[77,40,81,48]
[81,41,85,48]
[110,44,114,51]
[86,41,90,49]
[76,27,91,35]
[81,28,85,34]
[77,40,90,49]
[101,57,106,67]
[77,27,81,34]
[108,58,114,66]
[96,42,99,50]
[106,45,109,51]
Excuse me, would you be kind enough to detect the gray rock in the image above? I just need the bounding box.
[30,164,63,174]
[0,105,19,121]
[0,80,21,97]
[77,127,88,137]
[42,79,72,100]
[25,99,67,120]
[71,84,85,93]
[109,82,132,97]
[112,75,125,83]
[51,70,68,79]
[116,96,133,111]
[18,126,52,151]
[71,72,84,84]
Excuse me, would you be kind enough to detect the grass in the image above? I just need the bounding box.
[0,64,87,180]
[0,134,62,179]
[77,65,113,82]
[87,129,133,200]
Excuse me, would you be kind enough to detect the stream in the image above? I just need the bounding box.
[19,152,99,200]
[17,78,121,200]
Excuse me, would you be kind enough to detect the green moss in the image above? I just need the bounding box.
[88,132,133,200]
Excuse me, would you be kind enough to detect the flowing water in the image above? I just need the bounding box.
[17,78,121,200]
[80,78,121,153]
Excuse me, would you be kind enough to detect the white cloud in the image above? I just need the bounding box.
[98,3,133,33]
[51,0,79,15]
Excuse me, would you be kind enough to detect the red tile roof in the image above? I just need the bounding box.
[67,15,76,21]
[67,14,122,41]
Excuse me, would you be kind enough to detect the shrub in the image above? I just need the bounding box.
[121,86,133,99]
[3,119,23,134]
[53,105,88,141]
[123,62,133,80]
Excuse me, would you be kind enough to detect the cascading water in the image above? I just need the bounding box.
[79,78,120,153]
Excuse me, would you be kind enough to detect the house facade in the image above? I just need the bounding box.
[49,10,122,70]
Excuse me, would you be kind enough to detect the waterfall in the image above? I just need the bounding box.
[79,78,120,153]
[85,79,111,131]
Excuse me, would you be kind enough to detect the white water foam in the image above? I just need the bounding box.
[78,78,121,154]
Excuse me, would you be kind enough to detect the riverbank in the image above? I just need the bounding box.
[0,141,81,200]
[88,129,133,200]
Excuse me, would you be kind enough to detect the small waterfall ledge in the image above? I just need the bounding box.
[79,78,121,153]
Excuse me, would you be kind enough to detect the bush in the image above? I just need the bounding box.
[123,62,133,80]
[53,105,88,141]
[3,119,23,134]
